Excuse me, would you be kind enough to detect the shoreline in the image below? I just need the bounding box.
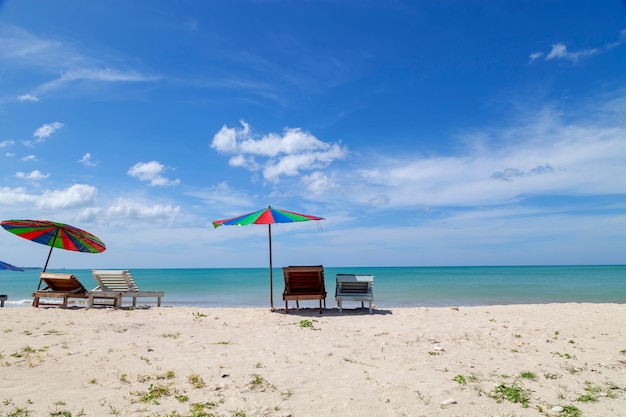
[1,303,625,416]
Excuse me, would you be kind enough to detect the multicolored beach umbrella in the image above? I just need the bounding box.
[0,260,24,272]
[1,220,106,277]
[213,206,324,308]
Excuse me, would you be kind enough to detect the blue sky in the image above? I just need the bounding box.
[1,1,625,269]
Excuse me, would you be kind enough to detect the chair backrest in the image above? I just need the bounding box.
[40,272,87,293]
[283,265,325,294]
[336,274,373,294]
[91,270,136,292]
[123,271,140,291]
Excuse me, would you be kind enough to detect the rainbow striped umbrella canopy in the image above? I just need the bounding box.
[0,260,24,272]
[1,219,106,273]
[213,206,324,227]
[213,206,324,308]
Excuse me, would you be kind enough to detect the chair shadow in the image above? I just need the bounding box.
[272,306,393,317]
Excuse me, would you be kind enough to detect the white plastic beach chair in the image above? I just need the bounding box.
[91,270,164,307]
[335,274,374,314]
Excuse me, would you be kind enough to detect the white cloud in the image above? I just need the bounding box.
[0,184,98,212]
[546,43,598,62]
[0,140,15,148]
[0,26,161,99]
[36,184,97,210]
[18,94,39,102]
[104,198,180,221]
[79,152,98,167]
[76,198,181,226]
[347,108,626,208]
[0,186,38,206]
[15,170,50,180]
[128,161,180,187]
[528,52,543,63]
[185,182,255,210]
[21,154,37,161]
[33,122,63,142]
[211,121,348,182]
[532,28,625,64]
[301,171,337,196]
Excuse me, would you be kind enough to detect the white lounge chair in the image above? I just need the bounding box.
[91,270,164,307]
[335,274,374,314]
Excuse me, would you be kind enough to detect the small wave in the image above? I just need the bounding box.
[3,299,33,307]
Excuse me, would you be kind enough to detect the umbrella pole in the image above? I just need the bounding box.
[40,228,59,288]
[268,224,273,309]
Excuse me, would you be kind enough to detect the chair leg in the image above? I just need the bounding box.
[285,300,289,313]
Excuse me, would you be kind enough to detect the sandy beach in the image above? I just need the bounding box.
[1,304,624,417]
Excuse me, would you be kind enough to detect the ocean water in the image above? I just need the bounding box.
[0,265,624,308]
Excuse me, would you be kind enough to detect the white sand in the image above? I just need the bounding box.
[1,303,625,416]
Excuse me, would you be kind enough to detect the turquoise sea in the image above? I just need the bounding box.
[0,265,624,308]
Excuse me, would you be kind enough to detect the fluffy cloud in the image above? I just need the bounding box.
[128,161,180,187]
[15,170,50,180]
[18,94,39,102]
[491,164,557,181]
[301,171,337,196]
[36,184,97,210]
[79,152,98,167]
[0,186,38,205]
[34,122,63,142]
[100,198,180,222]
[211,121,347,182]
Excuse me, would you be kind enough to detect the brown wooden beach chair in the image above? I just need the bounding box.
[282,265,327,313]
[91,270,164,307]
[335,274,374,314]
[32,272,90,308]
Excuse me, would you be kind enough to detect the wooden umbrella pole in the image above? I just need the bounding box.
[268,224,273,309]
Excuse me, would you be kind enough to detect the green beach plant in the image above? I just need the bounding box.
[188,374,206,389]
[299,319,315,329]
[5,406,31,417]
[192,312,207,320]
[559,404,581,417]
[520,371,536,380]
[133,383,174,404]
[249,373,265,387]
[490,382,530,408]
